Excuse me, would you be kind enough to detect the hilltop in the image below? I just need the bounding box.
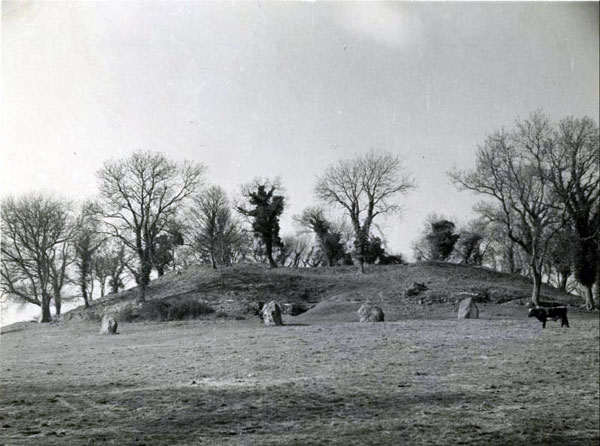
[64,262,588,324]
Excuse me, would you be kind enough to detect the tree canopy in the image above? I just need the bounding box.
[315,150,414,272]
[96,151,205,301]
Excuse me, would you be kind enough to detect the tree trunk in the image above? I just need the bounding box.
[593,264,600,309]
[54,291,62,317]
[265,242,277,268]
[210,250,217,270]
[584,285,596,311]
[358,258,365,274]
[100,278,106,297]
[352,227,368,274]
[137,284,146,302]
[40,296,52,323]
[110,279,117,294]
[507,242,516,274]
[137,252,152,302]
[81,277,89,308]
[531,268,542,307]
[558,272,569,293]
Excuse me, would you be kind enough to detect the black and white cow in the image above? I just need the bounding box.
[528,306,569,328]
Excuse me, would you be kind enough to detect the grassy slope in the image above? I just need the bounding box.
[64,262,586,323]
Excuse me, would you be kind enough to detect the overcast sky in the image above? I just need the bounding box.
[2,1,599,258]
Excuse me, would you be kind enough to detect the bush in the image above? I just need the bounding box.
[425,220,460,261]
[162,299,215,321]
[115,299,215,322]
[113,304,136,322]
[380,253,405,265]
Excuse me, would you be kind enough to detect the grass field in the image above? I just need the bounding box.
[1,308,599,445]
[2,264,599,445]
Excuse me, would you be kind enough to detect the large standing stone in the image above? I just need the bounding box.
[358,304,385,322]
[261,301,283,326]
[100,315,118,334]
[457,298,479,319]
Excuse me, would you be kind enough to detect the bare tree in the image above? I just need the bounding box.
[450,114,564,306]
[96,151,205,301]
[546,117,599,309]
[152,223,184,276]
[48,229,77,318]
[73,202,105,308]
[92,252,110,298]
[94,240,131,296]
[315,150,415,273]
[1,194,74,322]
[277,235,295,267]
[281,233,312,268]
[188,185,243,269]
[454,218,489,266]
[544,226,577,292]
[474,218,527,274]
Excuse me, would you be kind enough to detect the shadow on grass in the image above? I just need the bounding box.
[3,383,598,446]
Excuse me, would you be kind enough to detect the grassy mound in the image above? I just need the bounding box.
[64,262,585,323]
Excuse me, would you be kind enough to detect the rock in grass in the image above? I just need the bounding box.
[457,298,479,319]
[358,304,385,322]
[260,301,283,326]
[454,291,489,303]
[100,316,118,334]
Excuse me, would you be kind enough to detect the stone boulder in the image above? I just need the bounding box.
[454,291,489,303]
[457,298,479,319]
[100,316,118,334]
[260,301,283,326]
[358,304,385,322]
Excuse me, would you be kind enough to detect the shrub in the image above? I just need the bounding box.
[114,299,215,322]
[113,305,135,322]
[160,299,215,321]
[426,220,460,261]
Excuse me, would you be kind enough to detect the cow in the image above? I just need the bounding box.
[528,306,569,328]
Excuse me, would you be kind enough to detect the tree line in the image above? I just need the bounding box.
[1,150,414,322]
[1,111,597,321]
[412,112,597,310]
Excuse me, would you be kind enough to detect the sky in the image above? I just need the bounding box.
[1,1,599,264]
